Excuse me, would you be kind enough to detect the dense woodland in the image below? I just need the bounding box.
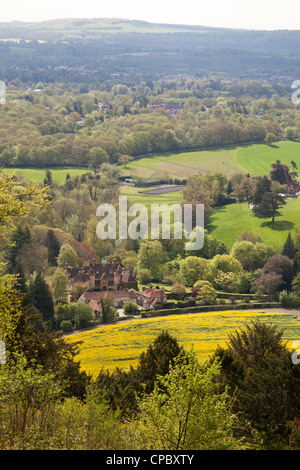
[0,76,298,169]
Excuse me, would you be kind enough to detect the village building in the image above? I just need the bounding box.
[148,100,183,115]
[78,289,138,311]
[136,286,168,309]
[77,285,167,318]
[66,258,138,291]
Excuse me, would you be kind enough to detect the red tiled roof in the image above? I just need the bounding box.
[139,288,165,299]
[81,290,132,301]
[122,270,137,283]
[67,261,137,284]
[88,299,101,312]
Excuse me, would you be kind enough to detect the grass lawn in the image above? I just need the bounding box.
[229,141,300,176]
[207,198,300,249]
[120,149,237,179]
[121,186,300,250]
[2,167,89,183]
[119,141,300,179]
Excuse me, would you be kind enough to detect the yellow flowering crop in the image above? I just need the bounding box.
[66,311,300,377]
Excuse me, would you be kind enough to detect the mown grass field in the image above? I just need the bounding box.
[230,141,300,176]
[2,167,89,183]
[207,198,300,249]
[120,148,236,178]
[66,310,300,377]
[120,141,300,179]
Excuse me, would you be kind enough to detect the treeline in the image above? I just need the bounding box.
[0,77,297,168]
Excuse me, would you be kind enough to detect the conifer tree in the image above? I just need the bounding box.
[28,272,54,325]
[6,225,32,272]
[251,176,285,223]
[136,330,184,393]
[282,232,295,259]
[45,229,60,266]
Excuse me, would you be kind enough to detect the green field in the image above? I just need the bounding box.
[67,310,300,376]
[120,141,300,179]
[2,167,89,183]
[120,149,236,178]
[207,198,300,249]
[4,141,300,185]
[230,141,300,176]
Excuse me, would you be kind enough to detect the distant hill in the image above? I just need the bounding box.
[0,17,299,45]
[0,18,231,41]
[1,18,300,83]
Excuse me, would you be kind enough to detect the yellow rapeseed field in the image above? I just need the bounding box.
[66,311,300,377]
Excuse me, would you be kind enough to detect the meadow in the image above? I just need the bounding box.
[120,141,300,179]
[66,310,300,377]
[207,198,300,248]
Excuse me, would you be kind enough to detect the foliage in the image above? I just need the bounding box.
[27,272,54,324]
[0,172,48,249]
[279,290,300,309]
[213,320,300,446]
[0,353,61,448]
[95,331,184,416]
[136,350,243,450]
[137,240,165,281]
[170,282,186,299]
[196,283,217,303]
[55,301,95,329]
[45,229,60,266]
[0,269,24,345]
[230,240,265,271]
[262,255,293,290]
[57,244,79,268]
[251,176,286,223]
[99,296,116,324]
[179,256,211,286]
[123,301,139,315]
[281,231,295,259]
[51,268,69,302]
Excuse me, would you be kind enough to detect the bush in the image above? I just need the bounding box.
[280,290,300,309]
[60,320,73,333]
[170,282,186,299]
[123,301,139,315]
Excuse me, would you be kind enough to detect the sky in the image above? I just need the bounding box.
[2,0,300,31]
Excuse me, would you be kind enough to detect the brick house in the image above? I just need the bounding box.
[66,258,138,291]
[136,286,167,309]
[78,289,138,316]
